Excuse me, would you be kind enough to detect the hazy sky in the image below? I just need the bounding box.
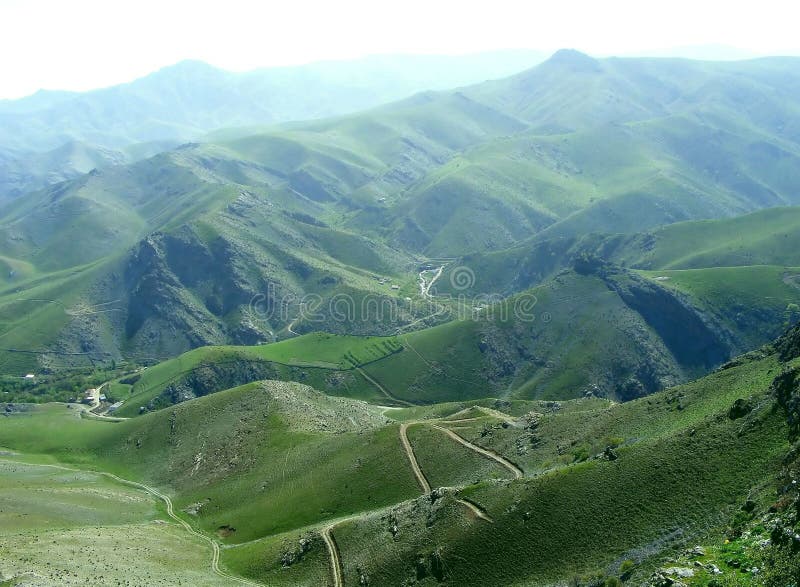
[1,0,799,99]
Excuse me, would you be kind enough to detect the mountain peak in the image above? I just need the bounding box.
[148,60,225,80]
[543,49,601,72]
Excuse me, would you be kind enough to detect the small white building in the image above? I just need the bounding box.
[24,373,35,380]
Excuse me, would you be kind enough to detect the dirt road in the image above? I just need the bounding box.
[418,265,444,299]
[321,523,345,587]
[432,424,524,479]
[399,423,432,493]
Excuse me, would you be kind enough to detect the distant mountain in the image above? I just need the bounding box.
[0,50,546,201]
[625,44,763,61]
[0,51,547,154]
[0,140,128,200]
[3,50,800,399]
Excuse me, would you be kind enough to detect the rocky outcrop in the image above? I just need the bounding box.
[153,360,280,408]
[574,256,736,372]
[124,228,277,357]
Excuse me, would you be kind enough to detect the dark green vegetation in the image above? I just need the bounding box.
[0,363,134,403]
[2,323,800,585]
[4,51,800,404]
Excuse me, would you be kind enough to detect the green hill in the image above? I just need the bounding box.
[2,322,799,585]
[0,51,547,201]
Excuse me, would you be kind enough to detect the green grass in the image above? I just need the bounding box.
[618,207,800,270]
[326,353,790,585]
[0,381,420,544]
[0,328,796,585]
[118,265,785,414]
[116,333,403,416]
[0,459,158,531]
[221,527,331,586]
[0,458,235,586]
[406,423,514,488]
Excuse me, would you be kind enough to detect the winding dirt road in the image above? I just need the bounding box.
[398,421,497,523]
[432,424,524,479]
[399,423,432,493]
[287,316,300,336]
[418,265,445,299]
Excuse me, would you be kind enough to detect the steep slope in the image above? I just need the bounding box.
[111,257,796,410]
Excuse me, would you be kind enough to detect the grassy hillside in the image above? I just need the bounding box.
[639,265,800,347]
[3,323,798,585]
[613,207,800,269]
[0,460,232,586]
[115,333,403,416]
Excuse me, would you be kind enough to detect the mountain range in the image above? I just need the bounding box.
[3,49,800,401]
[0,50,546,201]
[3,48,800,586]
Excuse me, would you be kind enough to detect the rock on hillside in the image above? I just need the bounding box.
[261,380,392,433]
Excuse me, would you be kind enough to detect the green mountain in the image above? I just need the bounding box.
[5,48,800,587]
[4,51,800,401]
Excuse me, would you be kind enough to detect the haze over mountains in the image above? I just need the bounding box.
[0,50,546,200]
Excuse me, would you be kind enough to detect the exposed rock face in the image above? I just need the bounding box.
[152,361,279,409]
[773,366,800,439]
[776,322,800,362]
[601,269,733,371]
[280,533,316,567]
[124,229,275,357]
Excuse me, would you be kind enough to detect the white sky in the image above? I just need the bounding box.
[1,0,799,99]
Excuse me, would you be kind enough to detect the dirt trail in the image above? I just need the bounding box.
[399,422,495,524]
[287,317,300,336]
[1,459,261,586]
[357,367,415,407]
[321,523,345,587]
[455,498,494,523]
[399,423,432,493]
[432,424,524,479]
[475,406,518,426]
[442,405,517,425]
